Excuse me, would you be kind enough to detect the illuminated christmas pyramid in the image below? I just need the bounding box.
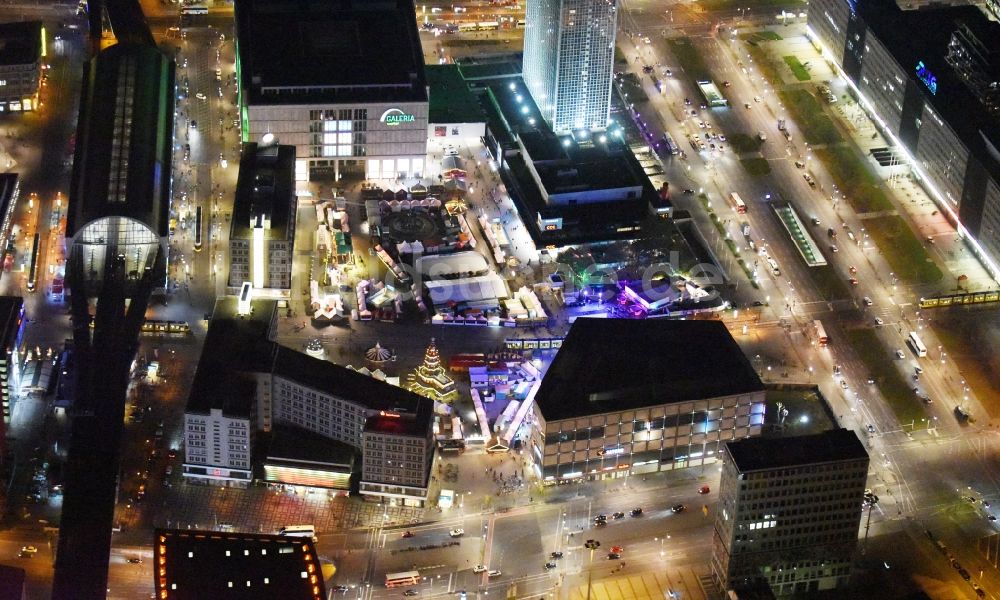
[407,338,458,402]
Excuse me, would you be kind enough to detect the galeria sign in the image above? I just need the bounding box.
[380,108,415,126]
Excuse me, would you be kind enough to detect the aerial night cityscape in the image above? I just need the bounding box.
[0,0,996,597]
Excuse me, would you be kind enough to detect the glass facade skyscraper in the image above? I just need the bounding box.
[523,0,617,133]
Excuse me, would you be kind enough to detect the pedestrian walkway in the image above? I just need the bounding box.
[565,566,711,600]
[146,483,424,534]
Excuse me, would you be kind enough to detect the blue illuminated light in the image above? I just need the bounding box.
[915,61,937,95]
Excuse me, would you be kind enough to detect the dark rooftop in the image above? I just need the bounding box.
[230,142,296,241]
[534,319,765,422]
[457,58,522,81]
[264,424,356,467]
[273,346,433,434]
[235,0,427,105]
[153,529,325,600]
[855,0,1000,173]
[519,131,644,197]
[67,43,174,241]
[427,65,487,125]
[185,298,278,417]
[0,564,24,600]
[0,295,21,344]
[726,428,868,473]
[0,21,40,66]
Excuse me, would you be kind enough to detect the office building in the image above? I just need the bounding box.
[0,21,42,113]
[153,529,325,600]
[182,298,276,488]
[807,0,1000,281]
[229,140,296,295]
[67,42,174,297]
[712,429,869,596]
[522,0,617,133]
[235,0,428,181]
[529,319,766,482]
[183,298,436,505]
[475,76,654,245]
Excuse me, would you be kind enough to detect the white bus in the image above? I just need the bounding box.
[728,192,747,214]
[277,525,315,538]
[181,5,207,14]
[907,331,927,357]
[813,320,829,346]
[385,571,420,588]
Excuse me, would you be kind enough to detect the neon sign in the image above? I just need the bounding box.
[916,61,937,95]
[379,108,416,126]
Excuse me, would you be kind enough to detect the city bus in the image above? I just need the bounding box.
[193,206,203,252]
[277,525,315,538]
[477,21,500,30]
[663,134,680,155]
[26,233,39,293]
[813,319,829,346]
[907,331,927,357]
[458,22,477,32]
[385,571,420,588]
[728,192,747,214]
[181,5,207,14]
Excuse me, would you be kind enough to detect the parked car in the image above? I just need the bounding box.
[487,570,502,578]
[473,565,487,573]
[449,529,465,537]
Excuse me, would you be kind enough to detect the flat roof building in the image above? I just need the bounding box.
[712,429,869,596]
[153,529,325,600]
[183,297,436,505]
[229,141,296,295]
[0,21,43,113]
[0,296,24,448]
[67,42,174,298]
[482,77,653,246]
[235,0,429,181]
[530,318,766,481]
[808,0,1000,280]
[426,64,488,141]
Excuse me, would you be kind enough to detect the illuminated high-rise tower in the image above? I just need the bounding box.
[523,0,618,133]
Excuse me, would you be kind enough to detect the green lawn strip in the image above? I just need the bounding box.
[746,44,782,87]
[813,146,893,213]
[777,89,843,145]
[700,194,759,288]
[615,46,627,64]
[728,133,762,153]
[863,215,943,284]
[808,265,851,301]
[783,55,811,81]
[441,39,507,48]
[843,328,925,425]
[740,157,771,176]
[667,37,711,82]
[739,31,784,43]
